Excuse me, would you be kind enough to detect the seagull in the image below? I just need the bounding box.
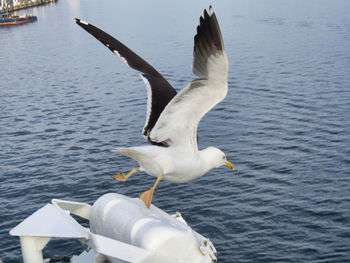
[75,6,234,208]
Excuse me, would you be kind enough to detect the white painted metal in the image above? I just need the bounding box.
[70,249,103,263]
[90,193,216,263]
[10,193,217,263]
[10,203,88,239]
[19,236,50,263]
[10,203,89,263]
[52,199,91,220]
[89,232,173,263]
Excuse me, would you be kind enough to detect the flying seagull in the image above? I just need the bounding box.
[75,6,234,208]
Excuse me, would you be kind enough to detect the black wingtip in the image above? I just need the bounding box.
[75,18,90,28]
[204,8,209,19]
[192,5,224,77]
[205,5,214,17]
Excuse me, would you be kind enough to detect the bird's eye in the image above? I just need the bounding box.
[222,156,226,160]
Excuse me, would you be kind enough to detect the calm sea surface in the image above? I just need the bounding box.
[1,0,349,262]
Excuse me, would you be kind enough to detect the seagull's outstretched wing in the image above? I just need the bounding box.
[149,7,228,150]
[75,19,177,145]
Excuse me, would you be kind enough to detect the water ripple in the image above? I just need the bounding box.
[1,0,350,263]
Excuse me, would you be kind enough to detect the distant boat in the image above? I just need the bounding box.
[0,10,37,26]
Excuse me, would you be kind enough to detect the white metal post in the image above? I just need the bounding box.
[20,236,50,263]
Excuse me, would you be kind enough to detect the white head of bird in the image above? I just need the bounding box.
[200,147,235,171]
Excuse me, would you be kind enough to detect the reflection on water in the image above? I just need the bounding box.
[0,0,349,262]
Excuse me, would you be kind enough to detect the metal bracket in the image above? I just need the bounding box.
[200,238,217,262]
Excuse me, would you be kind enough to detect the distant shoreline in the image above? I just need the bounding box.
[0,0,56,12]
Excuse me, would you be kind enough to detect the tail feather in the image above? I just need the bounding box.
[115,147,157,159]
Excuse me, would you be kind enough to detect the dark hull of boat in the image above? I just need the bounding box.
[0,16,37,26]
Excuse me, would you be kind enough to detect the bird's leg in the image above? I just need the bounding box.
[139,174,163,208]
[112,168,139,182]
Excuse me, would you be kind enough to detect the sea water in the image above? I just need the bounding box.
[0,0,349,262]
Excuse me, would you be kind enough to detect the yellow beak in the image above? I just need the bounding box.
[225,161,235,170]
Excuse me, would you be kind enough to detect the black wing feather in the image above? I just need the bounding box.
[75,19,177,145]
[192,6,224,77]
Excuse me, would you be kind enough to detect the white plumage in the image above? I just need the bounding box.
[76,6,234,208]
